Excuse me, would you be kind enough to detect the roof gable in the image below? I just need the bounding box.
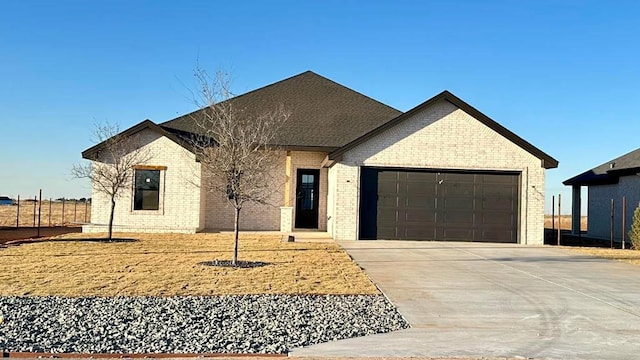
[563,147,640,186]
[160,71,402,149]
[329,90,558,169]
[81,119,193,160]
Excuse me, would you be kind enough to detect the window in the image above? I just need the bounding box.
[300,174,315,210]
[134,169,161,210]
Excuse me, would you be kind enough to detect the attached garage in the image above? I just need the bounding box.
[326,91,558,244]
[359,168,519,242]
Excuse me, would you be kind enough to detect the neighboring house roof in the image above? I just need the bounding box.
[563,147,640,186]
[329,90,559,169]
[81,120,194,160]
[160,71,402,150]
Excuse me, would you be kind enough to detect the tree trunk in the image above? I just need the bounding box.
[233,207,240,265]
[108,197,116,241]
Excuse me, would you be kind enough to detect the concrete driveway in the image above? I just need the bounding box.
[290,241,640,359]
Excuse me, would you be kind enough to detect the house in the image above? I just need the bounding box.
[563,147,640,242]
[0,196,15,205]
[81,71,557,244]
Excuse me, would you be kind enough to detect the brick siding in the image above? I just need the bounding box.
[328,99,546,244]
[83,129,203,234]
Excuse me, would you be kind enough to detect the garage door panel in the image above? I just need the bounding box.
[406,197,437,209]
[379,170,399,181]
[480,214,514,228]
[359,168,519,243]
[479,229,515,243]
[441,183,474,196]
[378,195,398,208]
[377,228,398,239]
[405,209,436,223]
[441,228,474,241]
[479,174,516,184]
[440,211,474,226]
[482,184,515,196]
[377,209,398,224]
[443,173,475,183]
[442,198,474,210]
[407,171,437,181]
[406,184,437,197]
[482,198,515,211]
[405,226,437,240]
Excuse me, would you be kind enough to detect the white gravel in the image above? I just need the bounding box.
[0,295,409,354]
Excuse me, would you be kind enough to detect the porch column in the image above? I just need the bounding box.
[571,185,581,235]
[284,151,292,206]
[280,151,294,233]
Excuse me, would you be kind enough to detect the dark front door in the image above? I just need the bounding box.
[295,169,320,229]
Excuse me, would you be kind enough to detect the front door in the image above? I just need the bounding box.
[295,169,320,229]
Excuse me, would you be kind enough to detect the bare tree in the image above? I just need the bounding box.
[189,69,289,265]
[72,122,151,240]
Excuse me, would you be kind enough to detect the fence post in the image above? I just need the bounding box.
[557,194,561,246]
[74,201,77,223]
[16,195,20,228]
[622,196,626,250]
[84,200,88,223]
[610,199,615,249]
[62,199,65,225]
[551,195,555,239]
[32,195,37,227]
[48,197,52,227]
[37,189,42,237]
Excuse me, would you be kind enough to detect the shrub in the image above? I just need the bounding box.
[629,204,640,250]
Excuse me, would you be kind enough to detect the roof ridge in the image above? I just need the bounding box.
[301,71,402,114]
[160,71,314,127]
[161,71,401,127]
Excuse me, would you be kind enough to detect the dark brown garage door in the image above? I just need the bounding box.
[359,168,519,242]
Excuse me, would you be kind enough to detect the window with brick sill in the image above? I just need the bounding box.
[132,166,166,212]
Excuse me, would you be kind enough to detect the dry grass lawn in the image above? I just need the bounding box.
[0,232,378,297]
[544,215,587,231]
[567,246,640,266]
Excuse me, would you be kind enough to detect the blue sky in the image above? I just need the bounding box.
[1,0,639,213]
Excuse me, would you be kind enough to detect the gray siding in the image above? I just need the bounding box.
[587,175,640,240]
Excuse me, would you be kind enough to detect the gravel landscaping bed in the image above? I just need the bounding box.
[0,295,408,354]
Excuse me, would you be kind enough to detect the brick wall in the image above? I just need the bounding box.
[83,129,202,234]
[203,150,329,231]
[204,151,286,231]
[330,99,546,244]
[327,164,337,237]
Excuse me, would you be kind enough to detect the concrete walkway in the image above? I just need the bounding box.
[290,241,640,359]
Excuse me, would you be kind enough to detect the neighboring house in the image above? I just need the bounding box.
[564,148,640,242]
[82,71,557,244]
[0,196,15,205]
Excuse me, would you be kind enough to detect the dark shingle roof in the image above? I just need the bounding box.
[563,147,640,186]
[160,71,402,149]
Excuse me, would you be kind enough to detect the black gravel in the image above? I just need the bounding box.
[0,295,409,354]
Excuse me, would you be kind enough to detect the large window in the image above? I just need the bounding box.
[134,169,161,210]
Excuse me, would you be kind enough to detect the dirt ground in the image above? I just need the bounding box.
[0,226,82,244]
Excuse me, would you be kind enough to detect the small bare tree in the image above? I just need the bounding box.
[72,122,151,240]
[629,203,640,250]
[190,69,289,265]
